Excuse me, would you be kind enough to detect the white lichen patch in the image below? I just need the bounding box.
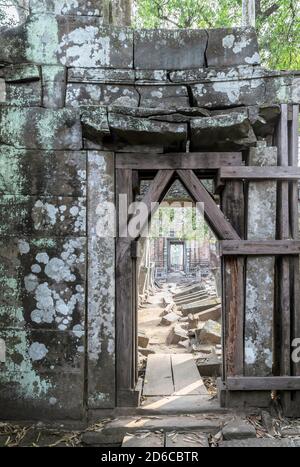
[28,342,48,361]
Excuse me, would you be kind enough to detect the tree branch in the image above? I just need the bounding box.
[260,3,279,19]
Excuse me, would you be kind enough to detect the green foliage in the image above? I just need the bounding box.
[134,0,300,70]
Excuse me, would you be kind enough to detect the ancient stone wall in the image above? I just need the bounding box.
[0,1,299,419]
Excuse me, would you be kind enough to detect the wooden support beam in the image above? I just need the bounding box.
[221,181,245,379]
[289,105,300,382]
[116,169,136,404]
[136,169,175,237]
[220,240,300,256]
[176,169,241,240]
[116,152,243,169]
[227,377,300,391]
[218,166,300,181]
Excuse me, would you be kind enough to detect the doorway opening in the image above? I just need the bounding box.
[137,178,222,412]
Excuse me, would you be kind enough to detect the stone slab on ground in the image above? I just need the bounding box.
[161,312,180,326]
[165,431,209,447]
[138,331,149,348]
[182,298,221,316]
[195,306,222,323]
[220,438,294,447]
[222,419,256,440]
[122,432,164,447]
[103,415,229,439]
[139,396,225,415]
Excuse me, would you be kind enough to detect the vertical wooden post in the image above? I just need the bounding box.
[289,105,300,415]
[242,0,256,27]
[276,104,292,412]
[221,181,245,378]
[116,168,139,406]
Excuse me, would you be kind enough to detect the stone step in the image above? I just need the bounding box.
[220,438,295,447]
[103,414,231,443]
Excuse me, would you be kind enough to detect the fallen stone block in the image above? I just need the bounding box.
[178,339,190,350]
[161,312,180,326]
[182,298,221,316]
[166,325,188,345]
[222,419,256,440]
[174,283,204,299]
[138,347,155,357]
[194,305,221,322]
[196,357,221,377]
[138,331,149,348]
[197,320,221,345]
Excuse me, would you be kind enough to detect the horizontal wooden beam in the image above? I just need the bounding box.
[116,152,243,169]
[220,240,300,256]
[227,377,300,391]
[218,166,300,181]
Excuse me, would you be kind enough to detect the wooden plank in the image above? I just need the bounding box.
[116,168,137,405]
[143,354,174,396]
[221,181,245,378]
[227,377,300,391]
[289,105,300,380]
[219,166,300,180]
[220,240,300,256]
[135,169,175,237]
[176,169,240,240]
[277,104,291,380]
[171,354,208,395]
[116,152,243,169]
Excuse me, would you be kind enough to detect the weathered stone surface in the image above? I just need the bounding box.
[68,67,135,84]
[0,80,5,103]
[26,15,133,68]
[166,325,187,345]
[108,113,187,150]
[161,312,180,326]
[197,320,221,345]
[81,106,110,141]
[165,432,209,447]
[0,237,86,329]
[135,70,168,83]
[87,151,115,409]
[0,146,86,196]
[181,298,221,316]
[122,432,164,447]
[66,83,139,107]
[0,328,84,372]
[134,29,207,70]
[0,24,27,64]
[0,370,84,419]
[191,78,266,108]
[138,331,149,348]
[0,64,40,83]
[29,0,103,16]
[0,108,82,149]
[42,65,66,108]
[222,419,256,440]
[137,85,189,109]
[195,305,222,322]
[220,438,294,447]
[2,81,42,107]
[190,111,257,150]
[196,356,221,377]
[0,196,86,236]
[245,142,277,377]
[206,27,260,67]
